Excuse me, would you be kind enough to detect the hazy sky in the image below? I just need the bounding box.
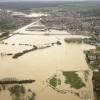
[0,0,98,2]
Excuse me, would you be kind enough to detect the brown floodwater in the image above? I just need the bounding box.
[0,34,95,100]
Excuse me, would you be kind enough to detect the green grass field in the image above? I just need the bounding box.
[63,71,85,89]
[59,2,99,11]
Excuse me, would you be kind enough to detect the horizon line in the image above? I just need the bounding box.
[0,0,99,2]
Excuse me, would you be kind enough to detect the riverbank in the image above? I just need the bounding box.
[84,46,100,100]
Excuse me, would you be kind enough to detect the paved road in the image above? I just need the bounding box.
[14,19,41,34]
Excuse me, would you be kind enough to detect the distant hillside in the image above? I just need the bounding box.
[0,1,100,11]
[0,1,65,10]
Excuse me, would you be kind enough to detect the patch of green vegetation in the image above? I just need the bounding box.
[49,75,57,87]
[12,46,37,59]
[0,31,10,38]
[63,71,85,89]
[49,75,61,87]
[85,55,90,64]
[90,64,99,71]
[96,46,100,51]
[0,20,16,31]
[60,2,99,11]
[8,85,26,97]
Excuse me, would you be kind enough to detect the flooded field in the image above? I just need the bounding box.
[11,11,48,18]
[0,19,95,100]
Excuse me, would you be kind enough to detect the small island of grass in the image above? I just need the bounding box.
[63,71,85,89]
[49,75,61,87]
